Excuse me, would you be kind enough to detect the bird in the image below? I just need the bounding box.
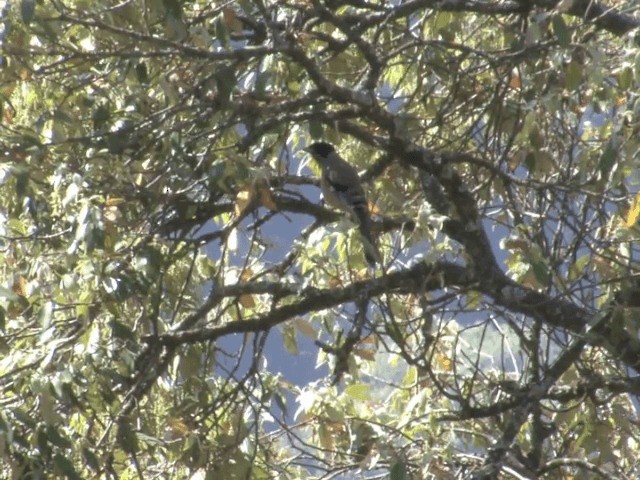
[304,141,381,266]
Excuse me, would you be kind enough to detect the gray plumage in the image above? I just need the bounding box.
[304,142,381,266]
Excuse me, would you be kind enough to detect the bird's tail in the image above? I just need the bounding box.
[354,207,381,267]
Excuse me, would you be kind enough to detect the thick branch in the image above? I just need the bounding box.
[154,261,472,346]
[539,0,640,36]
[393,144,640,372]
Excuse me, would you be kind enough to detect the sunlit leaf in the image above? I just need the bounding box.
[282,323,298,354]
[293,318,317,339]
[344,384,371,401]
[625,194,640,228]
[235,188,254,217]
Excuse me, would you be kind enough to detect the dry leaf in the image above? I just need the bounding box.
[235,188,254,217]
[239,294,255,308]
[167,418,191,436]
[13,276,27,297]
[258,186,279,211]
[105,197,125,206]
[360,335,376,345]
[293,318,317,338]
[508,73,522,89]
[503,238,529,251]
[3,105,14,124]
[353,347,376,361]
[240,268,254,282]
[222,7,243,32]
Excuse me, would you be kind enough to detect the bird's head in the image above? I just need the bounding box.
[304,142,335,163]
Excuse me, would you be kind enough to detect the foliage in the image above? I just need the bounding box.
[2,0,640,478]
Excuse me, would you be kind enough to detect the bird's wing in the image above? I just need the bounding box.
[322,172,366,212]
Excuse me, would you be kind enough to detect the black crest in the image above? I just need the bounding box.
[307,142,335,158]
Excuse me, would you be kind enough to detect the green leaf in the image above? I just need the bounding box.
[82,447,100,472]
[254,71,271,96]
[14,165,30,198]
[389,461,408,480]
[309,121,324,139]
[531,260,549,287]
[110,319,134,340]
[135,62,149,84]
[524,151,536,172]
[215,66,236,104]
[565,61,582,91]
[324,403,345,422]
[0,286,19,302]
[21,0,36,24]
[552,15,570,47]
[282,323,298,354]
[117,421,139,454]
[215,17,231,48]
[568,254,590,281]
[38,302,53,329]
[46,424,73,449]
[618,66,633,90]
[344,384,371,401]
[54,453,81,480]
[92,104,110,132]
[13,408,37,429]
[599,144,617,177]
[178,346,202,378]
[63,182,79,207]
[162,0,183,17]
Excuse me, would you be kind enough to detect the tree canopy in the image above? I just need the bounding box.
[2,0,640,478]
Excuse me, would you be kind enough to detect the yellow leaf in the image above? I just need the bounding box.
[105,197,125,206]
[344,384,371,401]
[625,194,640,228]
[435,352,452,372]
